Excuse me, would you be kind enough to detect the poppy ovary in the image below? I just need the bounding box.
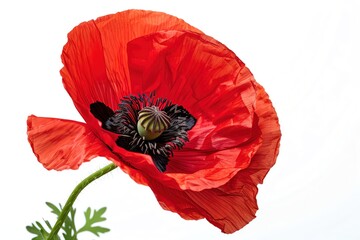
[137,106,171,140]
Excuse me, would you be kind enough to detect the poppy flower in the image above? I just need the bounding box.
[27,10,281,233]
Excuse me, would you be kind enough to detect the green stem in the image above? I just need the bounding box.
[47,163,117,240]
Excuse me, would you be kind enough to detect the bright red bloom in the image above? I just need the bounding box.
[27,10,281,233]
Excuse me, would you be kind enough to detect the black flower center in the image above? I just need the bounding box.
[90,93,196,172]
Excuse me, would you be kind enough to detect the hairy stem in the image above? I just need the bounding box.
[47,163,117,240]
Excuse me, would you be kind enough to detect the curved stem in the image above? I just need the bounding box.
[47,163,117,240]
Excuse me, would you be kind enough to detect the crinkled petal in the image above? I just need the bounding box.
[237,82,281,183]
[124,30,263,190]
[61,19,120,132]
[164,138,262,191]
[127,30,257,152]
[27,115,149,187]
[27,115,110,170]
[94,10,201,91]
[141,83,280,233]
[61,10,200,128]
[148,176,258,234]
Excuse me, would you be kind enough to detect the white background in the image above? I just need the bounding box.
[1,0,359,239]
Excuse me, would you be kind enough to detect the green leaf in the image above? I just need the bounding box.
[26,221,54,240]
[62,206,76,239]
[46,202,62,216]
[44,220,53,230]
[26,203,63,240]
[27,202,110,239]
[26,223,46,240]
[46,202,77,239]
[77,207,110,237]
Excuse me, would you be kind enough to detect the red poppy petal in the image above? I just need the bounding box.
[141,83,280,233]
[94,10,201,92]
[27,115,149,186]
[27,115,110,170]
[95,114,262,191]
[124,30,263,189]
[237,82,281,183]
[148,178,258,234]
[164,138,262,191]
[60,20,120,129]
[61,10,201,127]
[127,30,257,151]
